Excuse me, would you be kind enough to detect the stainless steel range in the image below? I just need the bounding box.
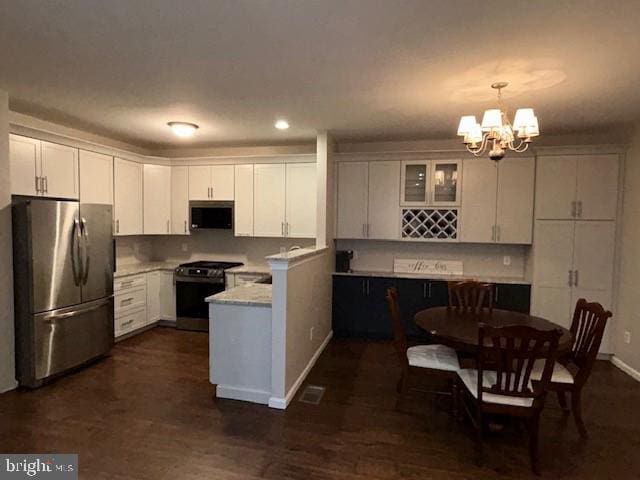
[175,261,243,331]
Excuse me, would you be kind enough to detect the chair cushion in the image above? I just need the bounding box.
[530,360,575,384]
[407,344,460,372]
[457,369,534,408]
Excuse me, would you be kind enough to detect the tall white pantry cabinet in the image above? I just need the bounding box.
[531,153,620,354]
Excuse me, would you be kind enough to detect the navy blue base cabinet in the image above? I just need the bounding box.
[332,275,531,339]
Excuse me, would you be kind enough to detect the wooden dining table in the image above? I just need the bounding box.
[414,306,573,354]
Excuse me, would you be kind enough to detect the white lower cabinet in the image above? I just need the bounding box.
[159,271,176,321]
[143,164,172,234]
[146,271,161,323]
[531,220,616,353]
[114,273,148,339]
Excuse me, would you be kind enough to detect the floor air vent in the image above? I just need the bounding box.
[298,385,326,405]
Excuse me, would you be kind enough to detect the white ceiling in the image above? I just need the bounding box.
[1,0,639,150]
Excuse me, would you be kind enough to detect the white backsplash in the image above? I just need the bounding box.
[336,239,531,279]
[116,230,315,268]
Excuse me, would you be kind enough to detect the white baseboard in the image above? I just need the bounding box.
[268,330,333,410]
[216,384,271,405]
[611,356,640,382]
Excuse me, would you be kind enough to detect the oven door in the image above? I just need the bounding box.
[175,277,225,332]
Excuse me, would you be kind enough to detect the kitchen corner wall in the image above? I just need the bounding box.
[116,231,315,267]
[335,239,530,279]
[614,123,640,372]
[0,90,17,392]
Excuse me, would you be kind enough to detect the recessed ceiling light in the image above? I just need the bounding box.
[168,122,199,138]
[275,120,289,130]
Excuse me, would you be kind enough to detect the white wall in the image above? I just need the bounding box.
[269,249,333,408]
[336,239,529,279]
[141,231,314,267]
[0,91,17,392]
[615,124,640,370]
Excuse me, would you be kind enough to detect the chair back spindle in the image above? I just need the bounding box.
[448,280,494,313]
[569,298,612,383]
[477,324,561,406]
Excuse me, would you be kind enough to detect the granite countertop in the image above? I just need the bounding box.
[115,262,180,278]
[226,264,271,275]
[332,270,531,285]
[206,283,272,306]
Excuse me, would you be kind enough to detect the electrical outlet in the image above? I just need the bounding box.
[310,327,314,341]
[352,250,358,260]
[181,243,188,252]
[503,256,511,266]
[625,331,631,344]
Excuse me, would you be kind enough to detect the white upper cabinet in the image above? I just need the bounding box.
[495,156,535,244]
[368,161,400,239]
[460,159,498,243]
[460,156,534,244]
[40,141,79,199]
[536,154,619,220]
[400,160,429,206]
[9,134,40,196]
[431,160,462,206]
[210,165,234,201]
[188,166,211,201]
[254,164,286,237]
[79,150,113,205]
[400,159,461,207]
[337,162,369,239]
[575,154,619,220]
[114,158,143,236]
[9,135,79,199]
[234,164,254,237]
[170,166,189,235]
[143,164,171,235]
[188,165,234,201]
[285,163,316,238]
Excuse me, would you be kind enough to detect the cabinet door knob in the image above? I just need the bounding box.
[184,220,187,233]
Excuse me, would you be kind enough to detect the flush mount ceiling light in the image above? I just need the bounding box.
[167,122,199,138]
[456,82,539,161]
[275,120,289,130]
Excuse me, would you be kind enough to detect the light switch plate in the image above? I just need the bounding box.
[503,256,511,266]
[181,243,188,252]
[625,331,631,344]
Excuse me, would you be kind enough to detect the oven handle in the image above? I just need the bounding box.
[175,275,225,285]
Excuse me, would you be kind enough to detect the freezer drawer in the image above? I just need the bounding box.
[19,297,114,387]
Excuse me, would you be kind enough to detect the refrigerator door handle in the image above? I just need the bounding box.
[71,218,83,286]
[80,217,90,284]
[42,301,106,322]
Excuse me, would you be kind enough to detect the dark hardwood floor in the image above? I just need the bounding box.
[1,327,639,479]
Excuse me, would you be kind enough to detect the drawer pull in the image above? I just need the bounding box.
[120,297,134,306]
[121,319,134,327]
[120,280,134,287]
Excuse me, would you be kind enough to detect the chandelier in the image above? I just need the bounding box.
[456,82,539,161]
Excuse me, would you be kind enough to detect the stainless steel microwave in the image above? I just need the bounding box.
[190,201,234,230]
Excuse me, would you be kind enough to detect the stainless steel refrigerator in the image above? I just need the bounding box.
[12,198,115,387]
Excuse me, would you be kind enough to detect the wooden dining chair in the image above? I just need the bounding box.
[448,280,494,313]
[530,298,612,438]
[457,323,562,475]
[385,288,460,409]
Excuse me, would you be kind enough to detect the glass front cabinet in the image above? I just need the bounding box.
[400,159,462,207]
